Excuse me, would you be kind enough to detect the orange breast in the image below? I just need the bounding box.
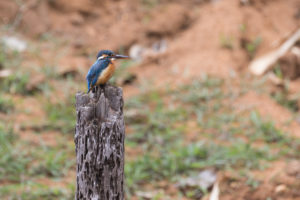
[96,62,116,85]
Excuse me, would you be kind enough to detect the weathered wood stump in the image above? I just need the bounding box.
[75,85,125,200]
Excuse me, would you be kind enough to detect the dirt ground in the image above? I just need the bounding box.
[0,0,300,199]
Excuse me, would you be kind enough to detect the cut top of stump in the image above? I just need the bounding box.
[75,85,124,125]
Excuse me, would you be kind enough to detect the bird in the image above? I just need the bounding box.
[86,50,129,93]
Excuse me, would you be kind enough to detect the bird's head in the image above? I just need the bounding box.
[97,50,129,61]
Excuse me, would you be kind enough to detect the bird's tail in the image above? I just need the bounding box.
[87,80,92,94]
[87,88,91,94]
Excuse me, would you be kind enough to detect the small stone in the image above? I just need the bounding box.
[136,191,156,199]
[152,39,167,53]
[0,69,12,79]
[240,0,250,5]
[275,184,287,194]
[129,44,146,62]
[1,36,27,52]
[177,169,217,190]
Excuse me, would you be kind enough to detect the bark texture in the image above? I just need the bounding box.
[75,85,125,200]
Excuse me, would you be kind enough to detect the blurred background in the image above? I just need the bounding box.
[0,0,300,199]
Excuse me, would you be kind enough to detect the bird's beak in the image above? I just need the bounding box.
[113,54,130,59]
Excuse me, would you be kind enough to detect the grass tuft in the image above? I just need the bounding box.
[0,125,30,182]
[0,94,14,113]
[45,98,76,134]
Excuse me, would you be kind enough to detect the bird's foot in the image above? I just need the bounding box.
[99,84,106,93]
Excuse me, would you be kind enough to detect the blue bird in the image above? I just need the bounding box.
[86,50,129,93]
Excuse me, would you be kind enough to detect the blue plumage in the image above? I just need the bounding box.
[97,50,114,59]
[86,58,111,93]
[86,50,129,93]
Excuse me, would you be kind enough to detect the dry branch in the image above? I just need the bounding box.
[249,27,300,75]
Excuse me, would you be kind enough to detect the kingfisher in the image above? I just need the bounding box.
[86,50,129,93]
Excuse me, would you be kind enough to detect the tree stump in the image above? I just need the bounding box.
[74,85,125,200]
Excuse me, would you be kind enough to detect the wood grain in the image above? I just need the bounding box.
[75,85,125,200]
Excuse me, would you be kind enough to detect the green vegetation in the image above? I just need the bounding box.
[1,71,30,94]
[40,65,59,79]
[126,142,272,191]
[0,125,30,182]
[239,24,262,59]
[0,122,75,199]
[0,183,74,200]
[0,43,54,96]
[0,3,298,199]
[271,82,299,113]
[0,42,77,198]
[1,74,299,199]
[220,35,234,49]
[273,64,283,79]
[30,143,75,177]
[245,174,261,189]
[249,111,286,143]
[239,24,247,33]
[124,76,299,196]
[0,69,53,96]
[45,98,76,134]
[0,94,14,113]
[245,37,262,59]
[274,92,299,112]
[0,43,22,69]
[141,0,160,8]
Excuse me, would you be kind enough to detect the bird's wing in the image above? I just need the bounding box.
[86,67,95,91]
[87,60,110,88]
